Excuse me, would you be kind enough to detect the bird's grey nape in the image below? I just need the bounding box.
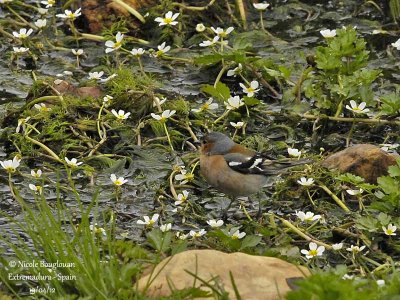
[205,132,235,155]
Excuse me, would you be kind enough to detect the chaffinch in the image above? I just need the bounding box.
[199,132,309,197]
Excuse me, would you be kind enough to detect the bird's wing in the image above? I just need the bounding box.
[224,153,312,176]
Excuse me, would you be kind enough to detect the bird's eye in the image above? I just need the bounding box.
[201,139,206,144]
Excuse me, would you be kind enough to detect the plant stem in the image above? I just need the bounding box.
[24,135,63,163]
[214,65,228,87]
[302,113,400,126]
[276,215,332,249]
[318,183,350,212]
[213,109,230,124]
[346,118,355,147]
[163,123,174,151]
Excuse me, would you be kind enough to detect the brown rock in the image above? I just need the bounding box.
[82,0,155,33]
[54,80,102,98]
[137,249,309,299]
[322,144,398,183]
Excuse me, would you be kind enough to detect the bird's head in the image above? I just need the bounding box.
[200,132,235,156]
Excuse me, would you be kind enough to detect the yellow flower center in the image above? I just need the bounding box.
[201,103,210,110]
[309,249,318,256]
[5,167,16,173]
[164,17,173,24]
[113,41,121,49]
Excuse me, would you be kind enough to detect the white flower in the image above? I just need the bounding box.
[345,100,370,114]
[56,71,73,77]
[380,143,399,152]
[89,224,106,236]
[16,117,31,133]
[176,232,189,240]
[65,157,83,167]
[152,42,170,57]
[320,29,337,38]
[227,63,243,77]
[287,148,301,158]
[253,2,270,10]
[111,109,131,120]
[13,47,29,53]
[103,95,113,103]
[229,229,246,239]
[155,11,179,26]
[211,26,234,38]
[137,214,159,226]
[34,19,47,28]
[0,156,21,173]
[239,80,260,97]
[160,223,172,232]
[382,223,397,236]
[346,188,363,196]
[196,23,206,32]
[199,36,220,47]
[34,103,51,112]
[99,73,117,83]
[189,229,207,238]
[332,243,343,250]
[56,8,81,20]
[346,245,366,253]
[110,174,128,186]
[40,0,54,8]
[391,38,400,50]
[342,274,354,280]
[230,121,244,129]
[151,109,176,121]
[207,219,224,228]
[296,211,321,222]
[174,169,194,184]
[72,49,83,56]
[191,98,218,113]
[13,28,33,39]
[297,177,314,186]
[31,169,42,178]
[175,190,189,205]
[224,96,244,110]
[131,48,145,56]
[377,280,385,286]
[88,71,104,80]
[153,97,167,107]
[29,184,42,194]
[37,8,48,14]
[301,242,325,259]
[105,32,124,53]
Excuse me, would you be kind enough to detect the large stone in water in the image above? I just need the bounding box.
[137,249,309,299]
[322,144,398,183]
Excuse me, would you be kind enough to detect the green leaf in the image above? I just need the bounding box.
[201,82,231,101]
[171,240,188,255]
[194,53,223,65]
[377,176,400,195]
[377,212,391,225]
[146,229,172,252]
[243,96,260,106]
[239,235,262,250]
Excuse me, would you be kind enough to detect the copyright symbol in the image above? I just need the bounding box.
[9,260,16,267]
